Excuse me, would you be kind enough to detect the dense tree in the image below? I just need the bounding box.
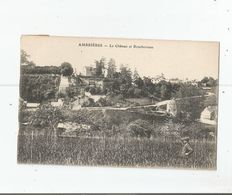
[20,74,60,102]
[21,50,30,65]
[201,76,209,84]
[143,77,154,95]
[119,65,132,86]
[199,76,217,87]
[133,69,143,89]
[107,58,116,78]
[134,88,142,98]
[95,57,106,77]
[127,87,135,97]
[60,62,73,76]
[160,81,172,100]
[20,50,36,66]
[133,69,140,80]
[21,65,60,74]
[118,65,132,97]
[174,83,203,98]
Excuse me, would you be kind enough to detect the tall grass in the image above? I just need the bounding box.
[17,134,216,169]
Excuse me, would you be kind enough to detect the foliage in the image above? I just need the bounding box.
[20,50,36,66]
[174,83,204,98]
[127,119,153,138]
[95,57,106,77]
[199,77,217,87]
[134,88,142,98]
[95,97,112,107]
[107,58,116,78]
[21,61,74,76]
[18,104,217,168]
[17,135,216,169]
[66,84,80,98]
[119,65,132,86]
[60,62,74,76]
[19,105,64,136]
[20,74,60,102]
[21,65,60,74]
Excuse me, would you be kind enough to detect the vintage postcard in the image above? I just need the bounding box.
[18,36,219,169]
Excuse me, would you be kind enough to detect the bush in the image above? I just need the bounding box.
[88,87,96,95]
[19,104,64,136]
[20,74,60,102]
[96,97,109,107]
[127,119,153,138]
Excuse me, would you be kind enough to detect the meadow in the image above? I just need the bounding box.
[17,134,216,169]
[18,107,217,169]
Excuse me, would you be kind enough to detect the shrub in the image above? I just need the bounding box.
[20,74,60,102]
[127,119,153,138]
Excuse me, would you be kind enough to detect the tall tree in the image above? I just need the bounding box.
[107,58,116,78]
[118,65,132,97]
[133,68,140,81]
[95,57,106,77]
[119,65,132,86]
[60,62,73,76]
[133,69,143,89]
[143,76,154,94]
[20,50,30,65]
[20,50,35,66]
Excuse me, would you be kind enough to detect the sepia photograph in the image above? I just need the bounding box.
[18,36,219,169]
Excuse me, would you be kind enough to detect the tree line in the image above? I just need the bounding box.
[20,50,217,103]
[21,50,74,75]
[82,57,217,101]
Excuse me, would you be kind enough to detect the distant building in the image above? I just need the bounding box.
[201,106,217,120]
[72,96,90,110]
[84,66,95,77]
[51,99,63,107]
[84,91,106,101]
[79,76,104,89]
[26,103,40,108]
[200,106,217,125]
[26,102,40,111]
[90,95,106,102]
[202,87,212,91]
[154,99,178,116]
[168,78,182,84]
[152,74,167,83]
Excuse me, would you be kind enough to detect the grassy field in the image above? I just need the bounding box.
[18,107,217,169]
[17,134,216,169]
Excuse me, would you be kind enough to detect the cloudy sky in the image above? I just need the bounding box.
[21,36,219,80]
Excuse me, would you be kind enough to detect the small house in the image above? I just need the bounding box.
[85,91,106,102]
[72,96,90,110]
[51,98,63,107]
[200,106,217,125]
[26,103,40,111]
[84,66,95,77]
[154,99,177,116]
[201,106,216,120]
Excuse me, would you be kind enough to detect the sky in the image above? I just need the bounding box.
[21,36,219,80]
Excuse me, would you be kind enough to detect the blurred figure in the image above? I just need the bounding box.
[180,136,193,157]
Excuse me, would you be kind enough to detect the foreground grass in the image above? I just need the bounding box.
[17,135,216,169]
